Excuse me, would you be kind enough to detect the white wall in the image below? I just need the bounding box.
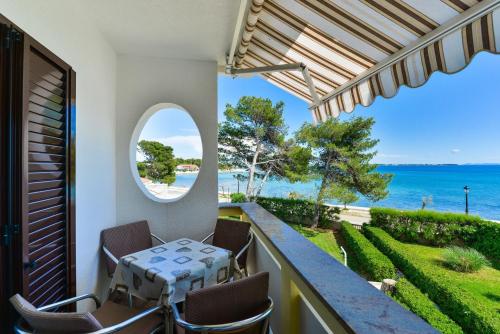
[115,55,218,244]
[0,1,117,309]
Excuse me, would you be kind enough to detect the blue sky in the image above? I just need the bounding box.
[139,108,202,159]
[219,52,500,164]
[142,52,500,164]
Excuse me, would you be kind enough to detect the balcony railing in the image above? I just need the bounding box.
[219,202,438,334]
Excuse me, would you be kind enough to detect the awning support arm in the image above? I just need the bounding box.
[227,0,249,67]
[312,0,500,109]
[229,63,321,104]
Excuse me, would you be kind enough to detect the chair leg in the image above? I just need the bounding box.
[165,305,174,334]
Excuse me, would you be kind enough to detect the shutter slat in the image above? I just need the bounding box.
[29,122,64,138]
[29,102,64,121]
[29,143,65,155]
[29,94,63,112]
[30,78,64,96]
[29,132,64,146]
[29,112,64,129]
[29,188,65,202]
[29,162,65,172]
[29,179,65,192]
[28,204,65,222]
[30,274,66,306]
[29,212,65,233]
[29,255,65,285]
[29,269,66,300]
[29,153,65,163]
[29,196,65,212]
[29,83,64,104]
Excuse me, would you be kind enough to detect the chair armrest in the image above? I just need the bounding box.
[37,294,101,312]
[150,233,167,244]
[200,232,215,244]
[89,305,163,334]
[102,245,119,264]
[172,297,273,332]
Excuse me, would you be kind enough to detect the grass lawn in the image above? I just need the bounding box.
[289,224,343,262]
[403,242,500,313]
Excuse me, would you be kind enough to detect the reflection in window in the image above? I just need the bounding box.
[136,108,202,200]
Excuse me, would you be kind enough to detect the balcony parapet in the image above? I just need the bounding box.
[219,202,438,334]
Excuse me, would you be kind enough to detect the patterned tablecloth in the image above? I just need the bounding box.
[110,238,232,305]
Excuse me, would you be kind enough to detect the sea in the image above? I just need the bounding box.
[173,165,500,221]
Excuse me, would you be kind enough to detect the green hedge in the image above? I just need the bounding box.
[364,226,499,334]
[256,197,340,228]
[340,222,395,281]
[369,207,499,266]
[392,278,463,334]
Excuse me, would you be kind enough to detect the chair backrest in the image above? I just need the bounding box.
[10,294,103,334]
[184,272,270,334]
[101,220,153,276]
[212,219,251,268]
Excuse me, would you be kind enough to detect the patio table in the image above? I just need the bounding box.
[109,238,232,306]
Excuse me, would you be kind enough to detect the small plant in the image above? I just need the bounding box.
[230,192,247,203]
[442,246,490,273]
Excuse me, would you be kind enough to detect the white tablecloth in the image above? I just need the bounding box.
[110,238,232,304]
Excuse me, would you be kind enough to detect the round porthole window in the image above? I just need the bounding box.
[130,103,202,202]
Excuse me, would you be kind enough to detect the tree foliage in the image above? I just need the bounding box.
[326,185,359,209]
[295,117,392,227]
[218,96,309,199]
[137,140,176,185]
[176,157,202,167]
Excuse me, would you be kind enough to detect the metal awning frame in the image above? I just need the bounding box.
[225,0,500,113]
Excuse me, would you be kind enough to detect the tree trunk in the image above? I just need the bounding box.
[312,176,328,228]
[313,152,333,228]
[254,168,272,198]
[246,142,261,200]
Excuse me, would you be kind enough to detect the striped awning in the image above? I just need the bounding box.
[233,0,500,121]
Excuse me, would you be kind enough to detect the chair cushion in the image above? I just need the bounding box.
[101,220,153,275]
[10,294,103,334]
[212,219,251,268]
[92,300,162,334]
[183,272,269,334]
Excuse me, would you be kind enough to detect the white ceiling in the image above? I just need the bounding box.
[77,0,240,64]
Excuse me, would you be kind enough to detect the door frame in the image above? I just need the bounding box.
[20,35,77,304]
[0,13,76,331]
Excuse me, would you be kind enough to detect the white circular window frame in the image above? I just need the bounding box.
[130,103,202,203]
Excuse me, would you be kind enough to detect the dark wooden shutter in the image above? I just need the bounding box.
[21,37,76,308]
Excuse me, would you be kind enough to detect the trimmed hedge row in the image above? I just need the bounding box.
[364,226,499,334]
[392,278,463,334]
[370,207,499,265]
[340,222,395,281]
[256,197,340,228]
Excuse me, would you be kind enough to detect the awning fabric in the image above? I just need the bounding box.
[234,0,500,121]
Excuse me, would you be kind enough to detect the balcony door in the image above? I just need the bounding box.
[0,14,76,332]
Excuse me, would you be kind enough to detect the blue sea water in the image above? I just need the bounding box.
[173,165,500,221]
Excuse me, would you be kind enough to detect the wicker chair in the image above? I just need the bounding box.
[201,219,253,278]
[173,272,273,334]
[10,293,164,334]
[101,220,166,277]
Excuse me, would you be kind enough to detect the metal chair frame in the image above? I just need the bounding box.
[102,232,167,266]
[201,230,254,279]
[13,294,164,334]
[171,297,273,334]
